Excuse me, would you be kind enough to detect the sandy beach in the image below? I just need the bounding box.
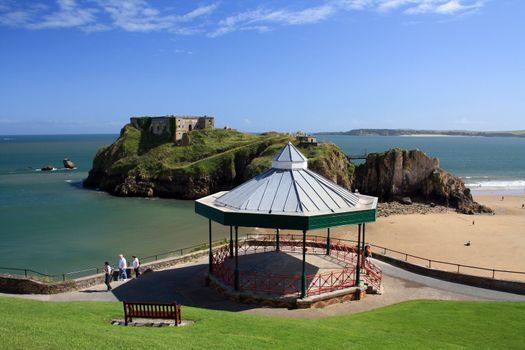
[318,195,525,280]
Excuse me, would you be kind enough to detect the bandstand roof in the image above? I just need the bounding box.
[195,142,377,230]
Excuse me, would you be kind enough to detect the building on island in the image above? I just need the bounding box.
[295,133,318,146]
[130,115,214,144]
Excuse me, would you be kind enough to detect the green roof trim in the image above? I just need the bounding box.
[195,201,376,230]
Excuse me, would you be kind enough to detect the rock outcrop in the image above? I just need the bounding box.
[353,149,492,214]
[83,125,353,200]
[63,158,75,169]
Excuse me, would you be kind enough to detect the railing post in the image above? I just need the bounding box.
[24,269,27,278]
[429,260,432,269]
[492,270,495,279]
[405,253,408,262]
[457,265,460,273]
[62,274,66,281]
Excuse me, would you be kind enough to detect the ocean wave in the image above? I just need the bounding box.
[466,180,525,189]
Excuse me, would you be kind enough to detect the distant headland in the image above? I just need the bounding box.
[316,129,525,138]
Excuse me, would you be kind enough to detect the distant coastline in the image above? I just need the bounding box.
[316,129,525,138]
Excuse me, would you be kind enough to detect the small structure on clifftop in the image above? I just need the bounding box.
[130,115,214,144]
[295,133,318,146]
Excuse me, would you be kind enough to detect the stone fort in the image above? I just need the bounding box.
[130,115,214,143]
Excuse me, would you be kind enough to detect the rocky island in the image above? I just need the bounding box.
[84,116,491,214]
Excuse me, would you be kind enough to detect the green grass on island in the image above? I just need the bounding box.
[1,297,524,349]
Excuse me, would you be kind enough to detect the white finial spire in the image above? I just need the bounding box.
[271,142,308,170]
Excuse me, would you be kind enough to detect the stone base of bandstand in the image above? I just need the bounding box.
[206,273,367,309]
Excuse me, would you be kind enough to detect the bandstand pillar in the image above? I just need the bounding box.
[356,224,362,286]
[326,227,331,255]
[276,228,280,251]
[362,223,366,268]
[234,225,240,291]
[208,219,213,274]
[229,225,234,258]
[301,230,307,299]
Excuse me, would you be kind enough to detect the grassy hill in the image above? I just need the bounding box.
[0,297,524,349]
[84,125,354,199]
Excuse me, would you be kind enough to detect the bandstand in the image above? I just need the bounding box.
[195,142,381,308]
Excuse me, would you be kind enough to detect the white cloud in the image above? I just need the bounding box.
[0,0,488,36]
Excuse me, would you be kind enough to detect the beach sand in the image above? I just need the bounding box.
[321,195,525,280]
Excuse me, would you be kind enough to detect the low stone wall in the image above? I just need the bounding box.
[0,248,212,295]
[373,253,525,295]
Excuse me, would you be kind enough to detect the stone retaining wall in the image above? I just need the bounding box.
[0,248,212,295]
[373,253,525,295]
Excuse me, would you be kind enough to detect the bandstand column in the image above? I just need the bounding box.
[326,227,331,255]
[234,225,240,291]
[229,225,233,258]
[362,223,366,268]
[356,224,362,286]
[301,229,307,299]
[208,219,213,274]
[276,228,280,251]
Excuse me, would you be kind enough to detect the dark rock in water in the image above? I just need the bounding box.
[63,158,75,169]
[41,165,55,171]
[400,197,412,205]
[353,148,493,215]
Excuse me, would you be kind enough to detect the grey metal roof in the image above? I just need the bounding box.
[205,143,377,216]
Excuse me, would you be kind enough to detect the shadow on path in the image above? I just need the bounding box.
[109,263,258,312]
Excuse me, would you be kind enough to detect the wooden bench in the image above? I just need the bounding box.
[123,301,181,326]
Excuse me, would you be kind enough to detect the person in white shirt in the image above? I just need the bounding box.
[118,254,128,281]
[132,255,141,278]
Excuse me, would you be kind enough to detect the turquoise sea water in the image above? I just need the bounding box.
[1,134,524,275]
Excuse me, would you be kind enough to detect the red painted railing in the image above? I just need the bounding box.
[306,266,356,297]
[210,234,382,297]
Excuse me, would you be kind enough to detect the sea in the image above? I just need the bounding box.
[1,134,524,275]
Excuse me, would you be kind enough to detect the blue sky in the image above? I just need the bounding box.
[0,0,523,134]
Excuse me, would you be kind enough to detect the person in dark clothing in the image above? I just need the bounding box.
[104,261,113,291]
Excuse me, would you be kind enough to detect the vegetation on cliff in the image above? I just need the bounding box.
[83,124,354,199]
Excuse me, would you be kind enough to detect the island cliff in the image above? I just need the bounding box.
[353,149,492,214]
[85,120,490,214]
[83,121,352,199]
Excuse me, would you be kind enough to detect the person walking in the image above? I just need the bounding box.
[364,245,372,265]
[132,255,141,278]
[104,262,113,291]
[118,254,128,281]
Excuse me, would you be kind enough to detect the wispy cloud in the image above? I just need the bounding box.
[0,0,488,36]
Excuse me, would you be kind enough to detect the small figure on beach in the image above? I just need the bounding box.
[464,241,471,247]
[104,262,113,291]
[501,196,505,201]
[522,204,524,209]
[472,220,475,225]
[364,245,372,264]
[132,255,141,278]
[118,254,128,281]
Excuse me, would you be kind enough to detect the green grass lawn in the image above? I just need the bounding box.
[0,298,524,349]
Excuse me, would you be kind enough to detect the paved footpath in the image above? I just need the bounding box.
[2,257,524,319]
